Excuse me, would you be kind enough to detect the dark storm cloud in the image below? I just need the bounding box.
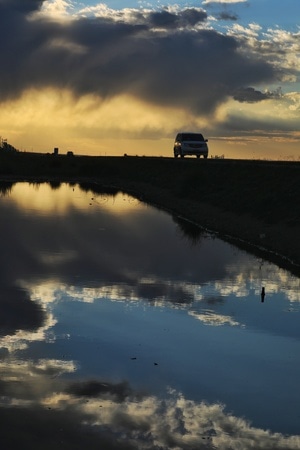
[0,404,139,449]
[219,112,299,134]
[0,0,277,114]
[0,286,45,337]
[148,10,178,28]
[233,87,279,103]
[179,8,208,26]
[0,0,43,14]
[216,12,238,20]
[148,8,207,29]
[66,380,137,402]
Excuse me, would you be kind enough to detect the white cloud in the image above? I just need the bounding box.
[0,312,57,353]
[189,309,242,327]
[38,0,74,19]
[25,385,300,449]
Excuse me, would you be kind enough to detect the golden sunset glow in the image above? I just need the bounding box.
[1,88,201,156]
[1,87,299,159]
[9,183,144,215]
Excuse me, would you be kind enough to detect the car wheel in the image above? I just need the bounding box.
[196,155,200,159]
[204,155,208,159]
[180,153,184,158]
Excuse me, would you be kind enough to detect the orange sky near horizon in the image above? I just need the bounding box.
[1,87,299,161]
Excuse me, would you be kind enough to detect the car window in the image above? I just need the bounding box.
[181,133,204,141]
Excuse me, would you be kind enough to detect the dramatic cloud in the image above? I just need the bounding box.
[233,87,282,103]
[0,286,45,337]
[0,0,277,116]
[147,8,207,29]
[216,12,239,20]
[1,363,300,450]
[66,380,135,402]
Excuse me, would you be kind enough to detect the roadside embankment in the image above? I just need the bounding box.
[1,152,299,273]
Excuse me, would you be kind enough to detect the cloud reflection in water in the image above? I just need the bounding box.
[0,361,300,449]
[0,182,300,447]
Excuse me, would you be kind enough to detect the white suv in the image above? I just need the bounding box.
[174,132,209,158]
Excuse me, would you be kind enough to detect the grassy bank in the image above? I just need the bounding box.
[1,151,300,272]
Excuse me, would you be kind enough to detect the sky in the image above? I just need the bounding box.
[0,0,299,160]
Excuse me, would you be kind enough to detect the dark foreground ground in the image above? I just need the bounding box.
[1,151,299,274]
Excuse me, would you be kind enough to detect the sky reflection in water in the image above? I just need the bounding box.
[0,182,300,449]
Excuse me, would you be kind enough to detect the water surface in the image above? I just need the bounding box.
[0,182,300,449]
